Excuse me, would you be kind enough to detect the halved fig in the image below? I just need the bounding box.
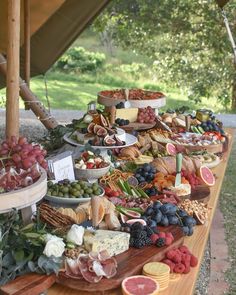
[96,127,108,137]
[104,136,116,146]
[193,211,205,225]
[100,114,109,127]
[115,135,124,146]
[106,127,116,135]
[87,122,96,133]
[93,124,101,134]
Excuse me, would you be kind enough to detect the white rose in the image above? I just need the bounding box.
[66,224,84,245]
[43,235,65,258]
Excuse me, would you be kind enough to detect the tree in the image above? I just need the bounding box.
[93,0,236,111]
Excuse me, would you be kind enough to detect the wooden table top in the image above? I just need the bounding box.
[48,129,235,295]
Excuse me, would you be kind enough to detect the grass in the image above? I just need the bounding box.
[26,71,223,112]
[220,131,236,294]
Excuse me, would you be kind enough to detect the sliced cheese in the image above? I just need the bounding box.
[83,230,130,256]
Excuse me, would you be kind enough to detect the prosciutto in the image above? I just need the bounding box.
[65,250,117,283]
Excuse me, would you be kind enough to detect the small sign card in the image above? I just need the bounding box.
[47,151,75,181]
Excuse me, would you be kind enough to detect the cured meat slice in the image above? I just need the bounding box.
[65,258,83,279]
[101,257,118,278]
[98,250,111,261]
[78,255,103,283]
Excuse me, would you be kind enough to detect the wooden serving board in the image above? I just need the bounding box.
[120,122,156,132]
[57,226,183,292]
[175,143,223,154]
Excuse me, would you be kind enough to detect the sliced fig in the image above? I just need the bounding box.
[104,136,116,146]
[100,114,109,127]
[87,122,96,133]
[123,209,141,219]
[115,135,124,146]
[93,135,103,146]
[93,124,101,134]
[96,127,108,137]
[126,219,147,226]
[193,211,205,225]
[120,212,129,224]
[105,127,116,135]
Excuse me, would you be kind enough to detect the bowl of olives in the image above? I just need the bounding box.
[45,179,104,207]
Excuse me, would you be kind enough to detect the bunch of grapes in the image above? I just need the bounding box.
[137,107,156,123]
[0,136,48,171]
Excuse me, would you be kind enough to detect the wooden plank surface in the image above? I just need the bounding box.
[48,129,235,295]
[57,226,183,292]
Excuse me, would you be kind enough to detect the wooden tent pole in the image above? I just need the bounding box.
[6,0,21,138]
[24,0,31,110]
[0,54,58,130]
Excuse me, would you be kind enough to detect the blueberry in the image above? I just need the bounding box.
[136,168,142,173]
[160,216,169,226]
[144,171,149,177]
[139,177,146,183]
[168,215,179,225]
[135,173,141,179]
[153,201,162,210]
[160,204,172,215]
[182,216,196,227]
[125,120,130,125]
[145,207,154,216]
[143,165,151,172]
[182,226,190,235]
[177,209,188,218]
[148,219,157,227]
[167,206,177,216]
[152,212,162,223]
[187,226,194,236]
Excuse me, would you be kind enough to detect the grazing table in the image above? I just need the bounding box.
[0,130,234,295]
[48,128,234,295]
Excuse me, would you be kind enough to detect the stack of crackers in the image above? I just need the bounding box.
[142,262,170,291]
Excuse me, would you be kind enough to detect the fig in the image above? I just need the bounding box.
[100,114,109,127]
[120,212,129,224]
[87,122,95,133]
[126,219,147,226]
[96,127,108,137]
[115,135,124,146]
[93,124,101,134]
[193,211,205,225]
[104,136,116,146]
[105,127,116,135]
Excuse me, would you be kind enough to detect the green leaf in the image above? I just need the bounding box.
[13,250,24,262]
[24,232,42,239]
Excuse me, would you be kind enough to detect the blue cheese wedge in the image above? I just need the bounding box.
[83,230,130,256]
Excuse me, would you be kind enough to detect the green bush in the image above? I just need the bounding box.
[117,63,147,80]
[54,47,106,73]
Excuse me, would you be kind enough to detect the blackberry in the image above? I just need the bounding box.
[144,237,153,246]
[131,222,144,231]
[133,239,146,249]
[144,226,154,237]
[129,237,135,247]
[156,237,166,248]
[131,230,147,239]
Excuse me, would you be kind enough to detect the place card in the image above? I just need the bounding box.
[47,151,75,181]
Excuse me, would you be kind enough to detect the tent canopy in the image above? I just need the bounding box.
[0,0,110,88]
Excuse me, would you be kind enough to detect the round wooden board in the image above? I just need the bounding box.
[0,169,47,213]
[180,185,210,203]
[97,92,166,108]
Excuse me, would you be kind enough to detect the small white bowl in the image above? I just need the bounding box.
[74,164,110,180]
